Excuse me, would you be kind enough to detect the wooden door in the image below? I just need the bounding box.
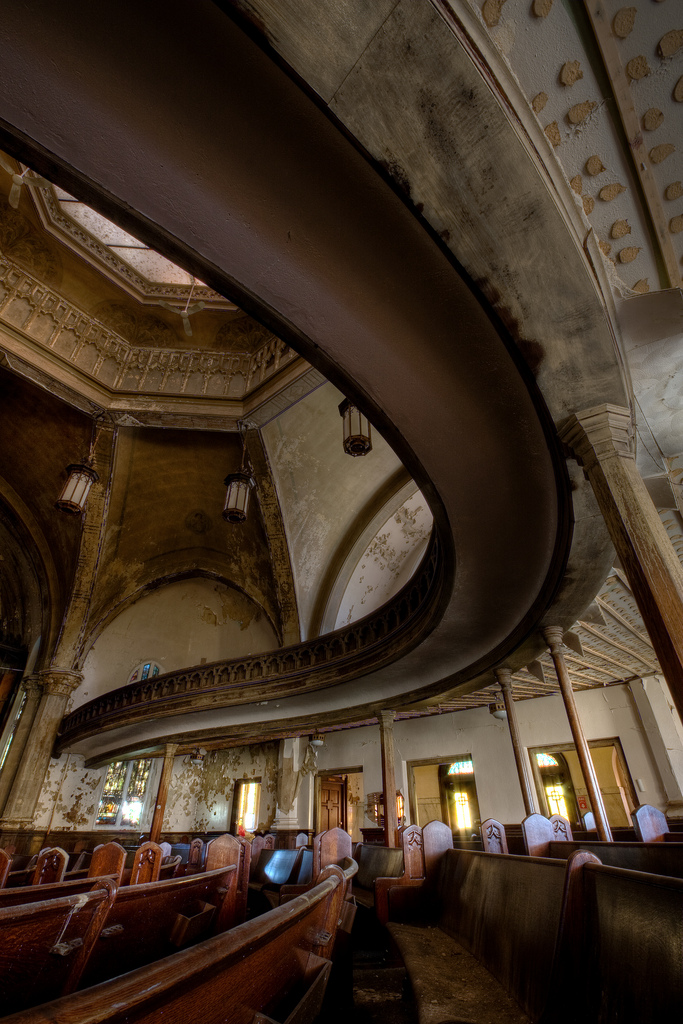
[320,780,344,831]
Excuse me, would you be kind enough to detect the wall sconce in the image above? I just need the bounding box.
[489,700,507,721]
[309,734,325,748]
[339,398,372,457]
[223,425,254,523]
[185,747,207,767]
[56,416,103,515]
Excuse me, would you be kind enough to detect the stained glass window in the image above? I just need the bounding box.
[96,761,127,824]
[448,760,474,775]
[96,758,154,828]
[128,660,162,684]
[536,753,559,768]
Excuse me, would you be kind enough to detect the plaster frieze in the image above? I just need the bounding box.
[0,256,298,405]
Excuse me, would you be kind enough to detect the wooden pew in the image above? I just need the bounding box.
[521,813,573,857]
[389,847,594,1023]
[481,817,508,854]
[352,842,404,910]
[249,833,274,871]
[128,841,162,885]
[545,838,683,877]
[0,879,117,1016]
[2,865,348,1024]
[312,826,352,874]
[0,875,122,909]
[375,820,453,925]
[7,848,69,888]
[632,802,668,841]
[77,861,240,988]
[184,837,205,875]
[571,863,683,1023]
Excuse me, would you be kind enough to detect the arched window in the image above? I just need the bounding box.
[127,660,162,684]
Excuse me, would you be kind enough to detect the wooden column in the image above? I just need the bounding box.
[149,743,178,844]
[560,405,683,725]
[495,668,535,816]
[378,710,398,847]
[544,627,612,842]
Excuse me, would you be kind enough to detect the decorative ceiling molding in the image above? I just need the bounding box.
[0,254,318,425]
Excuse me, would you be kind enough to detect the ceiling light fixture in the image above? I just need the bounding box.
[223,424,254,523]
[339,398,372,457]
[56,417,103,515]
[489,700,507,721]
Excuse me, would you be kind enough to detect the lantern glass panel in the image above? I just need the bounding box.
[56,464,98,514]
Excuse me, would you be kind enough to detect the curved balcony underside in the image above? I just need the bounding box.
[0,2,628,761]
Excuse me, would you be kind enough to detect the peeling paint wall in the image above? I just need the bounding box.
[33,755,107,831]
[187,743,279,833]
[75,578,279,709]
[334,490,432,628]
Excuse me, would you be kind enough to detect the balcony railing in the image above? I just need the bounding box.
[57,531,445,750]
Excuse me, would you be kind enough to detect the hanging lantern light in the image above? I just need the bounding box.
[55,462,99,514]
[223,425,254,523]
[56,416,104,516]
[339,398,372,456]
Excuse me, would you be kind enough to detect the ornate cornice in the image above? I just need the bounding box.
[56,532,444,752]
[0,256,297,403]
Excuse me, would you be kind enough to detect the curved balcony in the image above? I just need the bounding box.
[56,531,445,752]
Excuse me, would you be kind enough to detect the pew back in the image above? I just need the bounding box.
[78,864,238,988]
[580,864,683,1023]
[437,848,568,1021]
[546,839,683,877]
[129,841,162,885]
[0,880,116,1015]
[312,827,352,874]
[32,848,68,886]
[89,842,125,884]
[3,867,347,1024]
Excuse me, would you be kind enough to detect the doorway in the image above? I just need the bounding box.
[316,769,363,840]
[408,755,481,833]
[529,738,636,828]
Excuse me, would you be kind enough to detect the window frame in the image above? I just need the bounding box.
[95,757,159,830]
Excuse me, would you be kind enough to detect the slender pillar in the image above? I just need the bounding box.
[0,677,44,814]
[544,628,612,841]
[378,710,398,847]
[560,405,683,725]
[149,743,178,844]
[0,669,82,828]
[495,668,535,816]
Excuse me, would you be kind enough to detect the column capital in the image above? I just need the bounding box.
[37,669,83,698]
[558,404,634,471]
[543,626,564,653]
[378,710,396,727]
[494,667,513,692]
[21,675,44,699]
